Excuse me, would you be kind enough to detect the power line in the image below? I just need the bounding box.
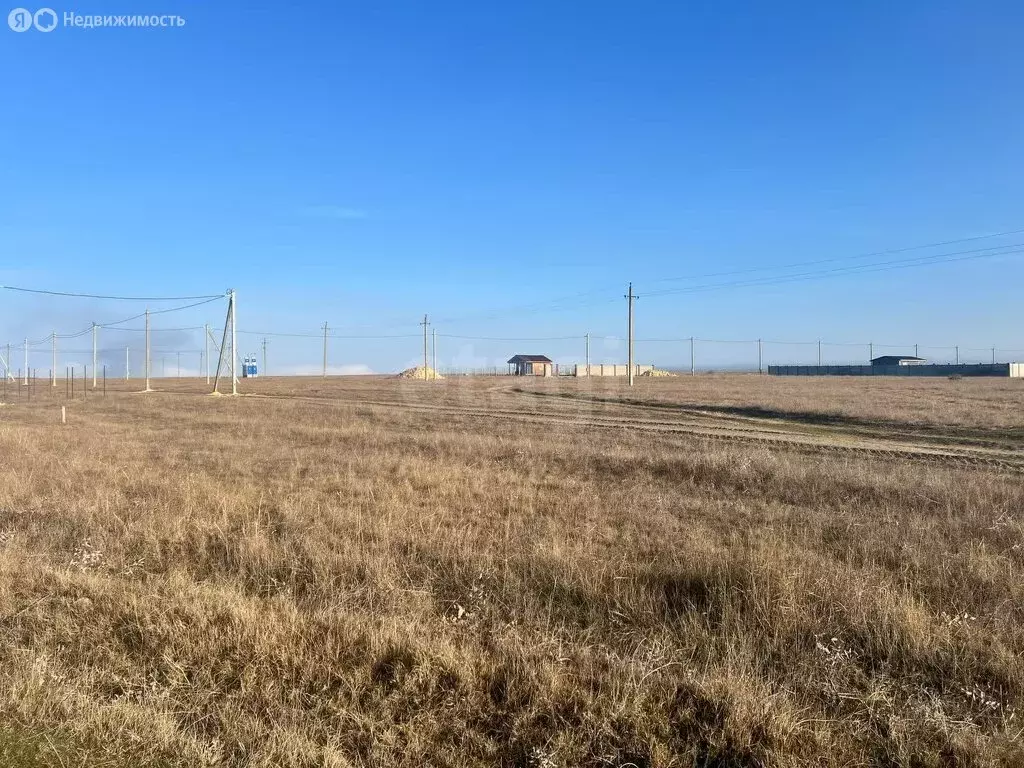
[642,243,1024,299]
[438,333,583,341]
[646,227,1024,286]
[228,329,418,339]
[1,285,225,301]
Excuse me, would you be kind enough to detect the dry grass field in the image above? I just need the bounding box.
[0,374,1021,767]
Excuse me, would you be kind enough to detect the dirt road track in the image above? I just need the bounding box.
[234,386,1024,474]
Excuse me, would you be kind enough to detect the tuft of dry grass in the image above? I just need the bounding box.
[0,375,1021,766]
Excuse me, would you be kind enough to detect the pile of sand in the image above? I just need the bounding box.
[639,368,678,377]
[397,366,444,380]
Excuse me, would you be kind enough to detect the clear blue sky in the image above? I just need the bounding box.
[3,1,1023,373]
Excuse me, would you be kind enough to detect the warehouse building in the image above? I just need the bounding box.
[770,362,1024,377]
[871,355,927,367]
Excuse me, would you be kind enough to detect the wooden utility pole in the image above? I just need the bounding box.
[421,314,429,380]
[625,284,636,386]
[869,341,873,363]
[322,322,328,378]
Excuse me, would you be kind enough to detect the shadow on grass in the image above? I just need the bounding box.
[0,726,171,768]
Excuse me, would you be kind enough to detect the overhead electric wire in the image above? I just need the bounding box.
[227,329,419,339]
[438,334,584,342]
[647,227,1024,286]
[0,285,225,301]
[642,243,1024,299]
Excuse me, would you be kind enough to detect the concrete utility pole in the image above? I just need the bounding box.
[229,289,238,396]
[817,339,822,367]
[585,333,590,377]
[992,347,996,365]
[92,322,98,388]
[431,328,437,380]
[625,283,636,386]
[914,343,919,357]
[420,314,429,380]
[262,337,268,377]
[955,345,959,365]
[690,336,695,376]
[145,309,151,392]
[204,324,210,384]
[4,342,9,382]
[322,322,328,379]
[125,346,130,381]
[51,332,56,386]
[869,341,873,363]
[23,339,28,385]
[758,339,762,374]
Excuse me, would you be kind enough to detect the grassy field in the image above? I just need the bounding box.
[0,374,1021,767]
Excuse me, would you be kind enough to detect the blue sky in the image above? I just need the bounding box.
[2,1,1023,374]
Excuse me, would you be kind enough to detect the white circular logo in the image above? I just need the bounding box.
[33,7,56,31]
[8,7,33,31]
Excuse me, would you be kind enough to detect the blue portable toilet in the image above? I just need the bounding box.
[241,355,258,378]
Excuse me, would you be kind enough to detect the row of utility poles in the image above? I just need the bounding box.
[1,289,239,395]
[320,313,439,380]
[619,284,997,385]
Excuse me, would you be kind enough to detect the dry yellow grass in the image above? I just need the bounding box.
[0,375,1021,766]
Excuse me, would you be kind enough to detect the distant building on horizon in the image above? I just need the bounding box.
[871,355,927,367]
[507,354,554,377]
